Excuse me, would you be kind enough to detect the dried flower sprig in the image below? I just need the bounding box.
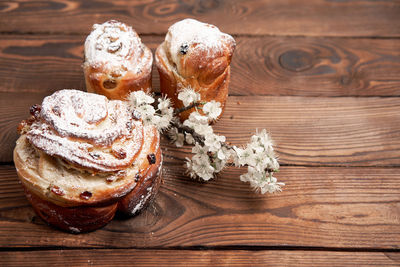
[127,89,284,194]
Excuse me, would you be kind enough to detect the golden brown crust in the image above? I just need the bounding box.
[25,186,118,233]
[23,148,162,233]
[16,138,162,233]
[84,49,152,100]
[155,19,235,121]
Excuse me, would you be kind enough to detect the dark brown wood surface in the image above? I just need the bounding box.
[1,0,399,37]
[1,250,399,267]
[1,35,399,97]
[0,0,399,266]
[1,164,400,249]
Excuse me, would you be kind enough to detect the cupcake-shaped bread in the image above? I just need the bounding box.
[14,89,162,233]
[84,20,153,100]
[155,18,235,120]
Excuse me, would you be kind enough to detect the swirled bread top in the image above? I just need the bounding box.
[26,89,143,173]
[84,20,149,76]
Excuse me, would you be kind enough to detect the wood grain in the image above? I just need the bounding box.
[2,93,400,166]
[0,249,399,266]
[1,35,400,97]
[0,164,399,249]
[0,0,399,37]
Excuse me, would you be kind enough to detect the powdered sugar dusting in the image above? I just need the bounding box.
[27,89,144,173]
[84,20,146,76]
[165,18,235,68]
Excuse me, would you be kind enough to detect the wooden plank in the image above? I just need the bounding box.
[1,93,400,166]
[0,0,399,37]
[0,249,399,267]
[0,165,399,249]
[1,35,400,97]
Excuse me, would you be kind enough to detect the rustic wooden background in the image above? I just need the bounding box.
[0,0,400,266]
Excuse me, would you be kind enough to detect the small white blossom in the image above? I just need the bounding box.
[178,88,200,107]
[167,128,184,147]
[156,114,172,131]
[217,149,226,160]
[213,157,226,173]
[185,133,195,144]
[203,100,222,120]
[185,157,197,178]
[158,96,171,113]
[187,111,209,125]
[233,146,256,166]
[204,134,225,153]
[193,124,213,136]
[129,91,154,106]
[191,154,214,181]
[192,143,208,156]
[136,104,155,116]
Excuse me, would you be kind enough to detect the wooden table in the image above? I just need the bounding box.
[0,1,399,266]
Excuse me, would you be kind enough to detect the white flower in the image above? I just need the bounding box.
[240,166,284,194]
[192,143,208,156]
[253,151,271,172]
[142,113,155,126]
[129,91,154,106]
[136,104,155,117]
[258,176,285,194]
[134,104,156,126]
[191,155,214,181]
[187,111,208,125]
[217,149,226,160]
[183,119,195,128]
[193,124,213,136]
[204,134,225,153]
[158,96,171,113]
[185,157,197,178]
[213,157,226,173]
[233,146,256,166]
[251,129,273,150]
[270,156,280,171]
[185,133,195,144]
[203,100,222,120]
[240,166,260,183]
[156,114,172,131]
[178,87,200,107]
[167,128,184,147]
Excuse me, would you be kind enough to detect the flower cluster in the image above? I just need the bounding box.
[233,129,284,194]
[127,88,284,194]
[127,91,173,131]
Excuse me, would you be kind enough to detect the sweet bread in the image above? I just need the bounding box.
[14,89,162,233]
[83,20,153,100]
[155,18,235,120]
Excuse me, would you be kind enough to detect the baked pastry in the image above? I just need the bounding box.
[83,20,153,100]
[14,89,162,233]
[155,18,235,120]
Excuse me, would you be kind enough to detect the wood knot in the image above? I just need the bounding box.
[279,50,314,72]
